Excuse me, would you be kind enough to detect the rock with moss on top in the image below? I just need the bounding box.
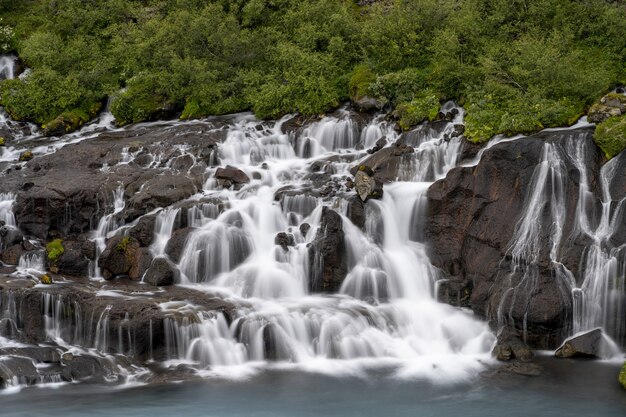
[619,362,626,389]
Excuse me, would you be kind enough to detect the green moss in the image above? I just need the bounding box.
[18,150,33,161]
[348,65,375,101]
[394,91,440,131]
[0,137,5,146]
[620,362,626,389]
[46,239,64,264]
[116,236,131,253]
[40,274,53,285]
[594,114,626,159]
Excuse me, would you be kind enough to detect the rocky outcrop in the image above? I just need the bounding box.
[426,127,606,349]
[308,207,347,293]
[0,123,224,239]
[555,328,603,358]
[144,257,178,287]
[98,236,151,280]
[215,166,250,189]
[492,327,534,362]
[588,93,626,124]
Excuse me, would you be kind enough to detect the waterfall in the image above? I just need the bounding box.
[0,192,16,228]
[0,55,16,80]
[90,186,126,279]
[168,106,494,380]
[150,208,180,256]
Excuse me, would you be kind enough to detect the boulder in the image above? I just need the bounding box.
[353,167,384,201]
[128,215,157,247]
[98,236,143,280]
[492,327,534,362]
[555,328,603,358]
[347,195,366,229]
[274,232,295,250]
[55,239,95,276]
[165,227,193,263]
[144,257,178,287]
[0,356,38,387]
[215,166,250,189]
[308,207,347,293]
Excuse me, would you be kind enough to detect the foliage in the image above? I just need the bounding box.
[0,0,625,139]
[40,274,52,285]
[46,239,64,263]
[394,91,440,131]
[620,361,626,390]
[594,114,626,159]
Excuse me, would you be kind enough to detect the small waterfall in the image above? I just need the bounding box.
[0,55,16,80]
[94,305,113,352]
[90,186,126,279]
[298,116,359,157]
[0,291,20,339]
[150,208,180,256]
[41,293,84,346]
[17,252,45,275]
[0,192,16,228]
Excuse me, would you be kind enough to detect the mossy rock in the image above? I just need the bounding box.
[46,239,64,264]
[619,361,626,390]
[594,114,626,159]
[40,274,53,285]
[0,137,5,146]
[18,150,33,162]
[116,236,131,253]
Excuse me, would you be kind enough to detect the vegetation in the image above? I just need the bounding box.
[46,239,64,263]
[40,274,52,285]
[116,236,131,253]
[594,115,626,159]
[1,0,625,148]
[620,361,626,390]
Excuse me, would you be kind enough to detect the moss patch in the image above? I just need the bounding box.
[40,274,53,285]
[620,362,626,389]
[594,114,626,159]
[116,236,131,253]
[46,239,64,263]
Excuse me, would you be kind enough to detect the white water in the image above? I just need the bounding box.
[90,186,126,279]
[165,104,495,381]
[0,55,16,80]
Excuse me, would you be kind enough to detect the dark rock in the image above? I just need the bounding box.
[353,96,384,112]
[61,354,118,382]
[165,227,193,263]
[353,167,384,201]
[347,195,366,229]
[426,127,604,349]
[0,356,38,387]
[492,327,534,362]
[98,236,142,280]
[555,328,603,358]
[128,215,157,247]
[452,124,465,136]
[0,243,25,265]
[55,240,95,276]
[274,232,295,250]
[299,223,311,238]
[499,362,542,376]
[144,257,177,286]
[308,207,347,293]
[215,166,250,189]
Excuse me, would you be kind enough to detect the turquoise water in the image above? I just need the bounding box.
[1,358,624,417]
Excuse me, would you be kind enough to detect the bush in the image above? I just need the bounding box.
[594,114,626,159]
[348,65,375,101]
[394,91,440,130]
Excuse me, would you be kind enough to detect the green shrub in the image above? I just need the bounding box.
[46,239,64,263]
[594,114,626,159]
[116,236,130,253]
[348,65,375,101]
[394,91,440,130]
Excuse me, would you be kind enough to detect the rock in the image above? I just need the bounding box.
[144,257,177,286]
[426,127,604,349]
[0,347,62,363]
[129,247,153,281]
[274,232,295,250]
[128,215,157,247]
[588,93,626,123]
[0,243,25,265]
[308,207,347,293]
[98,236,142,280]
[500,362,542,377]
[620,362,626,389]
[354,96,384,112]
[354,168,383,201]
[0,356,38,387]
[215,165,250,189]
[0,225,23,249]
[55,240,95,276]
[347,195,366,229]
[452,124,465,136]
[61,354,118,382]
[492,327,534,362]
[299,223,311,238]
[555,328,603,358]
[165,227,193,263]
[18,150,33,162]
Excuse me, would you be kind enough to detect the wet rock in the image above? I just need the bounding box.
[452,124,465,137]
[499,362,542,377]
[299,223,311,238]
[126,173,198,220]
[215,165,250,189]
[274,232,295,250]
[353,167,384,201]
[492,327,534,362]
[144,257,177,287]
[55,240,95,276]
[0,346,62,363]
[0,243,25,265]
[588,93,626,123]
[165,227,193,263]
[308,207,347,293]
[98,236,142,280]
[426,127,603,349]
[61,354,118,382]
[347,195,366,229]
[128,215,157,247]
[0,356,38,387]
[555,328,603,358]
[0,225,23,249]
[18,150,33,162]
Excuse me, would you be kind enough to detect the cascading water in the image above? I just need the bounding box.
[165,107,495,380]
[0,55,16,80]
[90,186,126,279]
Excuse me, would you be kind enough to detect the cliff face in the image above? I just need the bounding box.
[427,127,625,349]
